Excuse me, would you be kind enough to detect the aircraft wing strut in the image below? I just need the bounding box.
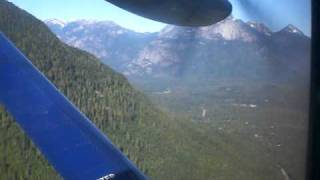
[0,32,147,180]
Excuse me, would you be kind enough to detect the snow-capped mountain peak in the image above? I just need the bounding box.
[198,18,260,42]
[71,19,117,27]
[44,19,67,28]
[247,21,272,36]
[157,17,263,42]
[281,24,304,35]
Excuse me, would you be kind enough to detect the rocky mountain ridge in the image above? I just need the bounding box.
[45,17,310,82]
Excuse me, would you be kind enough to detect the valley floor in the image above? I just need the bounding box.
[132,78,309,180]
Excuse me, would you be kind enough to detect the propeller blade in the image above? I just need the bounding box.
[105,0,232,26]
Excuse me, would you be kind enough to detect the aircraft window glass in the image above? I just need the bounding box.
[0,0,311,179]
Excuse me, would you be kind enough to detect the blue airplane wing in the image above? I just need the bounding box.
[0,32,147,180]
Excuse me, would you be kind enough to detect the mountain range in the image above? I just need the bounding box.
[45,19,156,73]
[45,17,310,84]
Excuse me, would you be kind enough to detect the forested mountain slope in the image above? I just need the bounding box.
[0,1,164,179]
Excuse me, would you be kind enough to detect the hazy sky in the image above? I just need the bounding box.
[9,0,311,35]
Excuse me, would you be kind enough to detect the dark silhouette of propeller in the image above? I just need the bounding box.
[105,0,232,26]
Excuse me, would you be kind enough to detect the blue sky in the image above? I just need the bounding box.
[9,0,311,35]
